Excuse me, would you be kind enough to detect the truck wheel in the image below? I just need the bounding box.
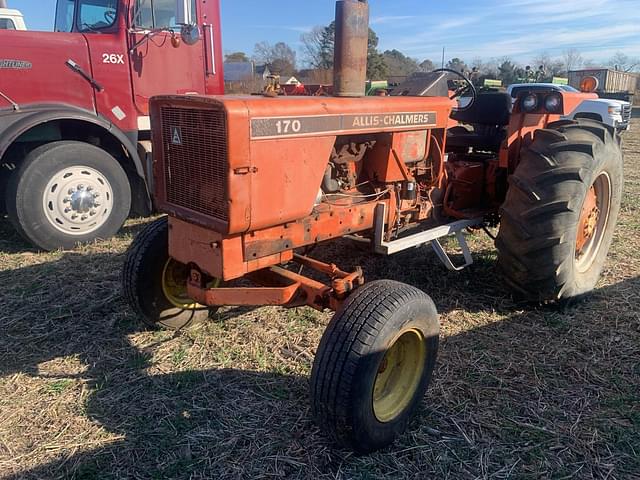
[310,280,439,453]
[122,217,216,330]
[496,119,623,302]
[5,141,131,251]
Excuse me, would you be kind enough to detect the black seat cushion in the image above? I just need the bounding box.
[451,92,512,126]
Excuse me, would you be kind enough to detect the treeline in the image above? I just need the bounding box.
[225,22,640,83]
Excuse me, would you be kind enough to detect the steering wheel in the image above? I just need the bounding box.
[433,68,477,112]
[104,9,117,24]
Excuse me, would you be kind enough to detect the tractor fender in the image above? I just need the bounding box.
[0,104,147,180]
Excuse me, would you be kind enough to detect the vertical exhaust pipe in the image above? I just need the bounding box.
[0,1,8,8]
[333,0,369,97]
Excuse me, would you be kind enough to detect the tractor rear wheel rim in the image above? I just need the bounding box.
[42,165,114,235]
[575,172,611,273]
[373,329,426,423]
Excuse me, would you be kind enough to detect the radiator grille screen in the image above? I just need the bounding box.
[160,105,228,221]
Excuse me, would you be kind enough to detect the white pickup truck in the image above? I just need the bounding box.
[507,83,631,132]
[0,8,26,30]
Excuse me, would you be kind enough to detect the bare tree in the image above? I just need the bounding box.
[253,42,274,64]
[253,41,297,76]
[300,27,326,69]
[482,58,500,79]
[299,21,387,79]
[300,25,334,70]
[563,48,583,73]
[532,52,565,79]
[532,52,553,73]
[470,57,484,71]
[608,51,640,72]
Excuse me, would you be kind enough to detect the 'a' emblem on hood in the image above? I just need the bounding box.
[171,127,182,145]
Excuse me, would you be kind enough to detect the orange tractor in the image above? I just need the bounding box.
[122,1,623,453]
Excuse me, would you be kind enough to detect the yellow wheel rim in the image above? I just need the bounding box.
[373,329,427,423]
[161,259,219,310]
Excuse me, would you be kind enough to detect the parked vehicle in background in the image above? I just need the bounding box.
[0,0,224,251]
[507,83,632,132]
[0,8,26,30]
[569,69,638,104]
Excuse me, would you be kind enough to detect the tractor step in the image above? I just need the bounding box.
[373,203,482,271]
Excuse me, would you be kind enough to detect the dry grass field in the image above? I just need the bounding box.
[0,126,638,479]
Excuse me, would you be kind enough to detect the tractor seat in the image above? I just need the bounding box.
[447,92,512,152]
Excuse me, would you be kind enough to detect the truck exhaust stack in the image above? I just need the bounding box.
[333,0,369,97]
[0,1,8,9]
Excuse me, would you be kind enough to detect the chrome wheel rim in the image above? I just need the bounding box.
[42,166,114,236]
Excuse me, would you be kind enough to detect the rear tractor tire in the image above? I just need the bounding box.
[122,217,217,330]
[496,119,623,302]
[311,280,440,453]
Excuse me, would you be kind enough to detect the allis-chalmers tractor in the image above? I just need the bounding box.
[123,1,623,453]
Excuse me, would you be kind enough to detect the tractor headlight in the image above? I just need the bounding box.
[522,94,539,112]
[544,94,562,113]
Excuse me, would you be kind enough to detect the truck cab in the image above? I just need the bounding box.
[507,83,632,132]
[0,8,26,30]
[0,0,224,251]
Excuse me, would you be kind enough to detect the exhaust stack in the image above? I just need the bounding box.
[0,1,8,8]
[333,0,369,97]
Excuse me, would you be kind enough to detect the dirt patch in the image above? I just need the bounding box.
[0,127,638,479]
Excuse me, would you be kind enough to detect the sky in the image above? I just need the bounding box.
[9,0,640,67]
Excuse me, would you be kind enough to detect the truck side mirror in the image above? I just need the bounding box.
[175,0,193,26]
[180,24,200,45]
[175,0,200,46]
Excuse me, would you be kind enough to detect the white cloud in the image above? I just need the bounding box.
[251,25,313,34]
[375,0,640,63]
[371,15,417,25]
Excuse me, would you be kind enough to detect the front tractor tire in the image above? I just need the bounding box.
[311,280,440,453]
[5,141,131,251]
[497,119,623,302]
[122,217,215,330]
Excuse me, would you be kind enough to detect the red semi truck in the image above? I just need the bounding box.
[0,0,224,250]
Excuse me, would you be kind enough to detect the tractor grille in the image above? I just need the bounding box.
[622,104,632,124]
[160,105,228,222]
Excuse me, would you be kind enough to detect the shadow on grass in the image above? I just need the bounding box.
[1,238,638,478]
[0,217,35,254]
[0,217,153,255]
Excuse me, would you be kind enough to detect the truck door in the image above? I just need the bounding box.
[129,0,212,117]
[74,0,138,132]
